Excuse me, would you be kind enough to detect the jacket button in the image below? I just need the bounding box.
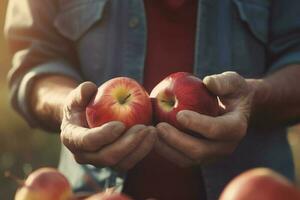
[129,17,139,28]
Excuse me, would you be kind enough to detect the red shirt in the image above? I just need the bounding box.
[143,0,196,92]
[123,0,206,200]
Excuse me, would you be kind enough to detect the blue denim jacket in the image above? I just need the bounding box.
[5,0,300,199]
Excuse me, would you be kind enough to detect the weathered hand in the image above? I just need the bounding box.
[60,82,157,171]
[155,72,254,167]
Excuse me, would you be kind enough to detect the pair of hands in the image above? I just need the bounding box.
[60,72,255,171]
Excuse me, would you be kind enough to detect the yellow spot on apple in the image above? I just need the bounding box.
[111,86,132,105]
[157,91,178,112]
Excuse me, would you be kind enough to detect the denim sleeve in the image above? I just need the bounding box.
[4,0,82,127]
[268,0,300,73]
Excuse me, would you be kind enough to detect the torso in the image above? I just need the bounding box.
[123,1,207,199]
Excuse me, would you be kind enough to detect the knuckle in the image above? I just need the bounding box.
[224,72,244,88]
[60,130,72,147]
[229,71,239,77]
[81,135,90,148]
[225,71,240,79]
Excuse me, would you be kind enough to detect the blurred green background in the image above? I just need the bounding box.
[0,1,299,199]
[0,1,60,199]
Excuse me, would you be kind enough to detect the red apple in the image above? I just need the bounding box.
[14,168,73,200]
[150,72,219,130]
[219,168,300,200]
[84,192,133,200]
[86,77,152,129]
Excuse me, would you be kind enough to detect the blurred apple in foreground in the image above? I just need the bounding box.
[14,168,73,200]
[84,192,133,200]
[150,72,219,130]
[86,77,152,129]
[219,168,300,200]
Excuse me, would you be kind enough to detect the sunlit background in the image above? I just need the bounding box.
[0,1,60,199]
[0,1,299,199]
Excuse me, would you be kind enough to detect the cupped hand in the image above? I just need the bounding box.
[155,71,254,167]
[60,82,157,171]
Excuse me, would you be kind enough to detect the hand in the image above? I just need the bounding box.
[155,72,254,167]
[60,82,157,171]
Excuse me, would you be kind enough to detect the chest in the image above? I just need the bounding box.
[54,0,271,84]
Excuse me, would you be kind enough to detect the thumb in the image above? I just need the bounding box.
[203,71,246,96]
[67,81,98,109]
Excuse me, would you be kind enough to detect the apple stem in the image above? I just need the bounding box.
[161,99,175,107]
[120,94,131,104]
[4,171,25,186]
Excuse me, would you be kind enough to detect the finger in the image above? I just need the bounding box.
[116,127,157,171]
[157,123,235,161]
[177,110,247,141]
[203,71,246,96]
[61,121,125,152]
[154,138,194,167]
[67,81,98,110]
[74,125,149,167]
